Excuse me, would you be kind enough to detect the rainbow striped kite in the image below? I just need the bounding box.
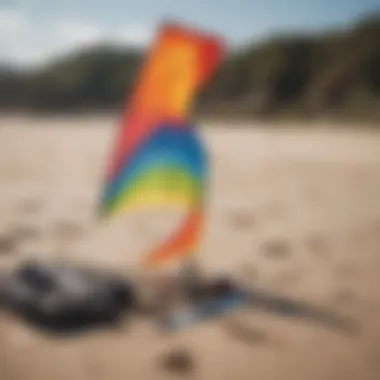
[99,22,225,268]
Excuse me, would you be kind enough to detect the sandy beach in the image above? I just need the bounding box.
[1,115,380,380]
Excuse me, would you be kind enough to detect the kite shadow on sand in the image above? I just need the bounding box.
[0,261,360,337]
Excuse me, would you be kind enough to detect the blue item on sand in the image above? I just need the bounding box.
[160,288,249,331]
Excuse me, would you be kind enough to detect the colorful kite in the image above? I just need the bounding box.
[99,22,225,268]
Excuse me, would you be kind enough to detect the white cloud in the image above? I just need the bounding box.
[117,24,153,47]
[51,21,153,55]
[0,12,153,66]
[0,7,31,64]
[0,7,29,39]
[55,20,106,48]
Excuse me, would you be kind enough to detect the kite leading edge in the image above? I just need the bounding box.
[99,22,225,268]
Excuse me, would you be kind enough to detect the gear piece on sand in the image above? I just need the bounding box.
[0,259,245,334]
[1,261,137,332]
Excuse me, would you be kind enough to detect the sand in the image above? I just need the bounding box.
[1,115,380,380]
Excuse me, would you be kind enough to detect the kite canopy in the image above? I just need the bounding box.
[99,22,225,268]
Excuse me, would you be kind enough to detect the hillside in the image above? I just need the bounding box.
[0,14,379,121]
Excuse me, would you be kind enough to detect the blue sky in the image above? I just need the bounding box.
[0,0,379,66]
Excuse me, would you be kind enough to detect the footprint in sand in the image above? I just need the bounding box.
[239,263,258,281]
[260,239,292,260]
[0,233,17,254]
[158,348,195,375]
[374,219,380,232]
[275,269,302,288]
[329,287,356,308]
[10,224,40,242]
[15,197,43,215]
[266,202,287,219]
[0,224,41,255]
[307,234,329,259]
[334,261,357,279]
[228,210,255,230]
[51,220,84,241]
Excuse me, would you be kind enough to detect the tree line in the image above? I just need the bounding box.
[0,14,379,122]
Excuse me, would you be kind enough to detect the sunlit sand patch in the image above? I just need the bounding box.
[0,119,380,380]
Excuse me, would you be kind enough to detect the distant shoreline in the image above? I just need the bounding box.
[0,112,378,130]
